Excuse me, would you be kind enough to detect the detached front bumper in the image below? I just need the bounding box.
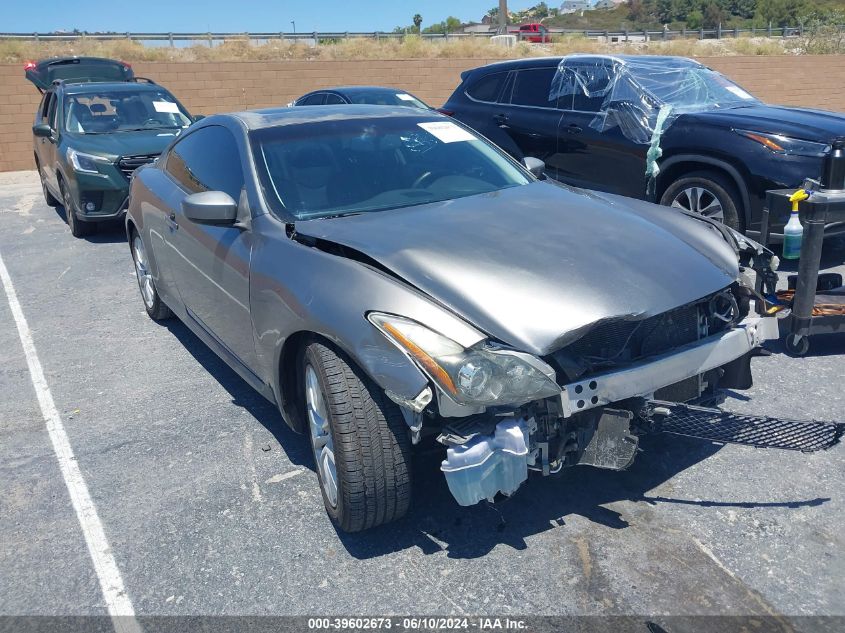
[559,314,779,417]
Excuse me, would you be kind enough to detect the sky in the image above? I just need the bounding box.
[0,1,553,34]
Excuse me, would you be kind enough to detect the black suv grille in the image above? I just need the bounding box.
[117,154,158,180]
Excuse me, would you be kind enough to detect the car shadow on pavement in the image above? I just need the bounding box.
[163,319,313,470]
[52,204,129,244]
[158,305,831,561]
[338,432,829,560]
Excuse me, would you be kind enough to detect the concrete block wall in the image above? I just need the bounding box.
[1,55,844,173]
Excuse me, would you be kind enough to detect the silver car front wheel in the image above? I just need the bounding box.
[305,364,338,508]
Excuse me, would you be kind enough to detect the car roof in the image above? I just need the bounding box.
[227,104,441,130]
[471,54,704,72]
[307,86,415,95]
[61,81,166,95]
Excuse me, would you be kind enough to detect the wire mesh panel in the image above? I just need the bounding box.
[648,400,844,452]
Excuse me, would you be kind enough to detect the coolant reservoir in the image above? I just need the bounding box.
[440,418,530,506]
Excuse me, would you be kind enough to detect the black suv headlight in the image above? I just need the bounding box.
[735,129,831,158]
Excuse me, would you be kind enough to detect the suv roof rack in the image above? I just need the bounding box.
[130,77,157,85]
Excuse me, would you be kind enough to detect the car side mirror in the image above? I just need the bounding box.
[182,191,238,224]
[523,156,545,178]
[32,123,53,138]
[192,114,205,123]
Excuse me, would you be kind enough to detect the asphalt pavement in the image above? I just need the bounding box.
[1,171,843,626]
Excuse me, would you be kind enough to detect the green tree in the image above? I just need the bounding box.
[413,13,423,32]
[686,8,705,27]
[703,1,725,27]
[445,16,462,32]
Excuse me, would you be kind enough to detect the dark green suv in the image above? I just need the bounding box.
[29,57,194,237]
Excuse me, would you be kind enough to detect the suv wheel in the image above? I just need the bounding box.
[60,180,93,238]
[131,230,172,321]
[302,341,412,532]
[660,170,743,231]
[37,161,59,207]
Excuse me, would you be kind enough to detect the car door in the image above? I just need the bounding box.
[496,66,566,179]
[556,61,648,197]
[160,125,258,372]
[35,90,59,191]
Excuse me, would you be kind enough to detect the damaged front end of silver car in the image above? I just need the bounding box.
[370,244,842,508]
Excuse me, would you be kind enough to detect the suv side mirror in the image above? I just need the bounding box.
[182,191,238,224]
[524,156,545,178]
[33,123,53,138]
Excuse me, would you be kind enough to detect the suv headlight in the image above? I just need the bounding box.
[368,313,560,407]
[736,129,830,158]
[67,149,109,174]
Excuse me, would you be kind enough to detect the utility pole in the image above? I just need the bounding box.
[498,0,508,34]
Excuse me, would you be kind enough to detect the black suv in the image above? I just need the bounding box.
[441,55,845,238]
[28,57,194,237]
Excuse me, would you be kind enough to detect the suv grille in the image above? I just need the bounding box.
[118,154,158,180]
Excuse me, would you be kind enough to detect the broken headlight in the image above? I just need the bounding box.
[368,313,560,407]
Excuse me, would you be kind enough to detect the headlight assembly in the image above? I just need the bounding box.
[736,129,831,158]
[67,148,109,174]
[368,312,561,407]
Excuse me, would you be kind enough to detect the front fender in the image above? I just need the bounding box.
[249,215,485,412]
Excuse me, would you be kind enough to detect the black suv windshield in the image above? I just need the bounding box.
[252,116,530,220]
[64,89,192,134]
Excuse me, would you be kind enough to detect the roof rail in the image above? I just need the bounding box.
[130,76,157,85]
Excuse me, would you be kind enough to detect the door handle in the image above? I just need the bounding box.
[494,113,509,128]
[566,124,583,135]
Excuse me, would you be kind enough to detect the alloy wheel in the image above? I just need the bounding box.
[305,364,338,508]
[669,186,725,223]
[63,186,78,232]
[132,235,156,309]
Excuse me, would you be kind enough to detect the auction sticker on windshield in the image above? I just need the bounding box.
[153,100,180,113]
[397,93,415,101]
[418,121,476,143]
[726,86,754,100]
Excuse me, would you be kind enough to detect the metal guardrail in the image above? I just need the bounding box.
[0,25,841,46]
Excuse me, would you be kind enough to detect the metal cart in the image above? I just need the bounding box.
[760,185,845,356]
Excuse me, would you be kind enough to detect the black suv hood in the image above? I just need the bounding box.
[684,104,845,143]
[295,182,739,355]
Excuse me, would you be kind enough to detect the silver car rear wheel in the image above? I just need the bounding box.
[132,235,156,310]
[130,230,172,321]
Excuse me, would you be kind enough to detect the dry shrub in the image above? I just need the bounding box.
[0,33,811,64]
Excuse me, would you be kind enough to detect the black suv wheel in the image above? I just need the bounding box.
[660,170,743,231]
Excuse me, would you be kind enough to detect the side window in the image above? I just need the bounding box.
[38,92,53,123]
[510,67,559,109]
[465,71,508,103]
[47,95,59,130]
[165,126,244,200]
[324,93,345,105]
[299,93,326,106]
[569,63,615,113]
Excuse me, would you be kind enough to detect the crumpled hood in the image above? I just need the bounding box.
[295,182,739,355]
[66,128,184,159]
[684,104,845,142]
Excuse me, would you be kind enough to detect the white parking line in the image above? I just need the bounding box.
[0,249,141,633]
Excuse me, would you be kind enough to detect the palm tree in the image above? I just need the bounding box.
[413,13,423,33]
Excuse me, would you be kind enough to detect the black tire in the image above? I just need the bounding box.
[784,333,810,357]
[130,229,173,321]
[659,170,744,232]
[60,180,94,238]
[302,341,412,532]
[36,159,60,207]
